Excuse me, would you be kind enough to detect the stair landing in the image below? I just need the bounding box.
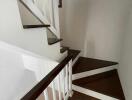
[73,57,118,74]
[73,70,125,100]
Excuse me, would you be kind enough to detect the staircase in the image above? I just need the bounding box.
[20,48,125,100]
[66,50,125,100]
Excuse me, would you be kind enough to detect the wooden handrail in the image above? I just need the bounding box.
[21,55,73,100]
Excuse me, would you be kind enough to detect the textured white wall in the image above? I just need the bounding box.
[118,5,132,100]
[0,41,58,100]
[60,0,129,61]
[0,45,36,100]
[83,0,129,61]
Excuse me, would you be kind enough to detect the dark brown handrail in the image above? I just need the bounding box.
[21,55,73,100]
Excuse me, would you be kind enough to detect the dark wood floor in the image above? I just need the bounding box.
[68,91,99,100]
[73,70,125,100]
[73,57,118,74]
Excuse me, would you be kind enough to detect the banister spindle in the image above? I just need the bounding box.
[69,60,73,96]
[57,74,62,100]
[44,89,49,100]
[52,81,57,100]
[62,69,66,100]
[66,65,69,94]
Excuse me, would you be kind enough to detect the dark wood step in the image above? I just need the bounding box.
[48,38,63,45]
[58,0,62,8]
[68,91,99,100]
[73,69,125,100]
[60,46,69,53]
[23,25,50,29]
[68,49,81,61]
[73,57,118,74]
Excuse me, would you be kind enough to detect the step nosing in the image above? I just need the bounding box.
[72,69,125,100]
[73,57,118,74]
[73,64,118,74]
[73,85,121,100]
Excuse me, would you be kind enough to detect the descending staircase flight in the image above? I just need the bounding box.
[66,49,125,100]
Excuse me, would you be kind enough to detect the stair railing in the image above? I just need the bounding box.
[21,55,73,100]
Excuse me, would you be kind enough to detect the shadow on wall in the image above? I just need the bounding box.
[60,0,90,55]
[61,0,129,61]
[84,37,95,58]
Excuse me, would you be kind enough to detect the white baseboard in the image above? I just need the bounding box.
[72,85,119,100]
[73,65,118,80]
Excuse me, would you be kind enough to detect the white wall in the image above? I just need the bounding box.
[60,0,129,61]
[0,41,58,100]
[0,0,63,61]
[60,0,88,55]
[18,0,42,25]
[118,4,132,100]
[0,45,37,100]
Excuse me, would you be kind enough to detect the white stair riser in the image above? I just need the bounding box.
[72,85,119,100]
[73,65,118,80]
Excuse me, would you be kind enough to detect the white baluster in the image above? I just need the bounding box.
[57,74,62,100]
[69,60,73,97]
[52,81,57,100]
[62,69,66,100]
[44,89,49,100]
[66,65,69,94]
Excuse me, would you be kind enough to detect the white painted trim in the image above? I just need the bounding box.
[72,85,119,100]
[73,65,118,80]
[72,53,80,67]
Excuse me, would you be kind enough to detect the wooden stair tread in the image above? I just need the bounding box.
[68,91,99,100]
[23,25,50,29]
[73,70,125,100]
[68,49,81,61]
[60,46,69,53]
[73,57,118,74]
[48,38,63,45]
